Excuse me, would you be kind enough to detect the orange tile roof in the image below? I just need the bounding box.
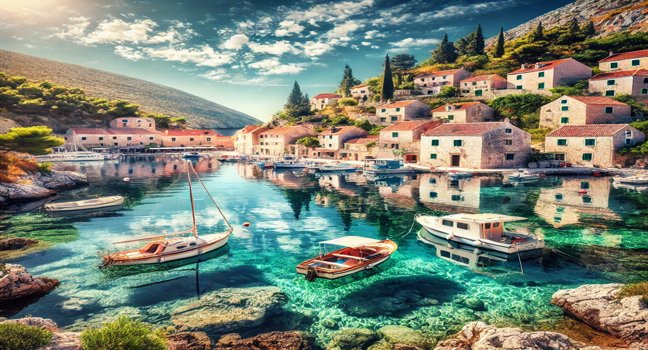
[432,101,483,112]
[70,128,109,135]
[547,124,630,137]
[163,129,219,136]
[313,93,341,99]
[567,96,628,106]
[107,128,161,135]
[380,100,421,108]
[345,135,378,144]
[415,68,464,78]
[382,120,441,132]
[509,58,573,74]
[460,74,506,83]
[590,69,648,80]
[351,83,369,89]
[423,122,507,136]
[240,125,260,133]
[599,49,648,63]
[319,126,366,135]
[259,125,313,136]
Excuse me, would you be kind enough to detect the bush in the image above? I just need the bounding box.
[296,136,320,148]
[617,282,648,304]
[37,162,52,174]
[0,323,53,350]
[337,98,358,106]
[437,86,459,98]
[527,128,552,143]
[489,93,552,129]
[81,316,166,350]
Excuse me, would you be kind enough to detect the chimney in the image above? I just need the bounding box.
[608,51,614,57]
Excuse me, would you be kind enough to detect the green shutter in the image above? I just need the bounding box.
[430,153,437,159]
[610,62,618,69]
[632,59,640,66]
[561,106,569,111]
[557,139,567,146]
[605,90,615,96]
[605,107,613,113]
[560,117,569,124]
[431,139,439,146]
[585,138,596,146]
[582,153,593,161]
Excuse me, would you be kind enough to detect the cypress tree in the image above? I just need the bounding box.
[568,18,579,35]
[582,20,596,37]
[380,54,394,102]
[471,24,485,55]
[494,27,505,58]
[530,21,544,41]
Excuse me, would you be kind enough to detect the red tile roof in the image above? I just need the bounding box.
[423,122,508,136]
[351,83,368,89]
[432,101,483,112]
[382,120,441,132]
[599,49,648,63]
[69,128,109,135]
[590,69,648,80]
[460,74,506,83]
[313,93,341,99]
[319,126,366,135]
[259,125,313,136]
[380,100,422,108]
[163,129,219,136]
[240,125,260,133]
[567,96,628,106]
[415,68,465,78]
[108,128,161,135]
[546,124,630,137]
[509,58,573,74]
[345,135,378,144]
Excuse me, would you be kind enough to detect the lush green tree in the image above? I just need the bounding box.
[494,27,505,58]
[81,316,166,350]
[284,81,310,117]
[107,100,139,117]
[582,20,596,37]
[390,54,416,86]
[380,54,394,101]
[338,97,358,106]
[353,119,373,131]
[0,126,64,155]
[530,21,544,41]
[338,65,361,98]
[568,18,579,36]
[615,94,648,119]
[430,34,457,64]
[296,136,320,148]
[437,86,459,98]
[470,24,485,55]
[489,93,552,129]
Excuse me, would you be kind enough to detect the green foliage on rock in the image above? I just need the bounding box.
[0,126,64,155]
[489,93,552,129]
[617,282,648,304]
[437,86,460,98]
[296,136,320,148]
[80,316,167,350]
[337,98,358,107]
[615,94,648,119]
[0,323,53,350]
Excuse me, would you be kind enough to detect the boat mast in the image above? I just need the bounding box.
[187,162,198,238]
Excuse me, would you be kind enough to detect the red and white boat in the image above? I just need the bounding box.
[296,236,397,281]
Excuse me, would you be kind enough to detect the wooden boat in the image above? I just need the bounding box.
[613,174,648,185]
[44,196,124,212]
[101,162,232,267]
[415,213,544,257]
[296,236,397,281]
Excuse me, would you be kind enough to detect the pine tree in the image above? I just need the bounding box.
[391,54,416,87]
[582,20,596,37]
[284,81,309,116]
[530,21,544,41]
[431,34,457,64]
[380,54,394,102]
[568,18,579,35]
[494,27,505,58]
[470,24,485,55]
[338,64,361,98]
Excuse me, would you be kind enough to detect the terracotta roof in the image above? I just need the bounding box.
[432,101,483,112]
[509,58,573,74]
[108,128,161,135]
[380,100,421,108]
[313,93,341,99]
[415,68,464,78]
[69,128,109,135]
[382,120,441,132]
[590,69,648,80]
[567,96,628,106]
[345,135,378,144]
[240,125,260,133]
[319,126,365,135]
[460,74,506,83]
[163,129,219,136]
[259,125,313,136]
[546,124,630,137]
[423,122,507,136]
[351,83,368,89]
[599,49,648,63]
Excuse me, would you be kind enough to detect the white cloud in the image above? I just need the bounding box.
[201,68,230,81]
[274,20,304,37]
[220,33,249,50]
[143,45,233,67]
[361,41,371,46]
[390,37,440,48]
[50,16,91,40]
[114,45,145,60]
[299,41,334,58]
[249,57,306,75]
[247,40,300,55]
[83,18,157,44]
[364,30,386,40]
[324,20,361,42]
[283,0,374,25]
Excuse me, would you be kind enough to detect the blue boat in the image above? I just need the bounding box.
[363,159,414,175]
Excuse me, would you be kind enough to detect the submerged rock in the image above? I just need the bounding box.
[167,331,212,350]
[0,264,59,302]
[434,322,599,350]
[216,331,312,350]
[0,237,38,251]
[327,328,378,350]
[171,286,287,333]
[0,170,87,204]
[551,283,648,343]
[375,325,434,349]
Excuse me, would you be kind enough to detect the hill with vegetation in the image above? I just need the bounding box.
[0,49,259,129]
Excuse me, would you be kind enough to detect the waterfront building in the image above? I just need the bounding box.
[598,49,648,71]
[311,126,368,159]
[65,127,161,148]
[376,100,431,124]
[588,69,648,98]
[159,129,224,147]
[258,125,316,156]
[539,96,631,128]
[109,116,156,131]
[432,102,495,123]
[341,136,378,161]
[378,120,442,163]
[414,68,472,95]
[507,58,591,91]
[234,125,269,155]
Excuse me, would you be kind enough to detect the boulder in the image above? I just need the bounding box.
[551,283,648,343]
[0,170,87,204]
[0,182,55,202]
[171,286,287,333]
[29,171,88,190]
[0,316,58,331]
[167,331,212,350]
[0,237,38,251]
[376,325,433,349]
[434,322,600,350]
[216,331,312,350]
[327,328,378,350]
[0,264,59,302]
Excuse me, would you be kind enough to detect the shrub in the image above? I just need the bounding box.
[0,323,53,350]
[437,86,459,98]
[296,136,320,148]
[617,282,648,304]
[80,316,166,350]
[337,97,358,106]
[37,162,52,174]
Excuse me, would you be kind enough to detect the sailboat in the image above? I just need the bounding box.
[100,162,232,267]
[35,135,104,162]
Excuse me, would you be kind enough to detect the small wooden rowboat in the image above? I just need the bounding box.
[44,196,125,212]
[296,236,397,281]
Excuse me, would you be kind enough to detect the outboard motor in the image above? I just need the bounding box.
[305,266,318,282]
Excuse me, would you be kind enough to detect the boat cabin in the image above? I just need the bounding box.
[433,213,526,241]
[365,159,403,170]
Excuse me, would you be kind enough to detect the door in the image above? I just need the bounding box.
[475,89,482,97]
[451,155,461,167]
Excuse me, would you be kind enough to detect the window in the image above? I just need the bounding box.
[484,223,491,229]
[505,128,512,134]
[447,115,454,120]
[538,72,545,77]
[380,117,387,122]
[632,59,640,66]
[538,83,545,89]
[431,139,439,146]
[391,116,398,122]
[396,108,401,112]
[505,153,515,160]
[582,195,592,203]
[171,137,176,141]
[149,137,154,141]
[560,117,569,124]
[113,136,117,140]
[472,82,477,86]
[206,137,211,141]
[555,193,563,200]
[98,137,103,140]
[626,139,632,145]
[580,181,590,189]
[127,137,132,141]
[442,220,453,227]
[557,139,567,146]
[561,106,569,111]
[453,140,463,147]
[392,132,399,137]
[582,153,593,161]
[644,78,648,84]
[429,178,437,184]
[561,99,567,104]
[605,107,613,113]
[642,88,648,94]
[584,138,596,146]
[516,75,522,80]
[381,108,386,112]
[451,195,462,201]
[430,153,437,159]
[605,90,615,96]
[516,85,522,90]
[504,139,512,145]
[457,222,469,230]
[607,79,615,86]
[429,191,438,198]
[610,62,618,69]
[189,137,194,141]
[81,136,87,140]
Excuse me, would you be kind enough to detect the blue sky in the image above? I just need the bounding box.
[0,0,571,121]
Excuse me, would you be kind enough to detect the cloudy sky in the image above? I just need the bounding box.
[0,0,570,121]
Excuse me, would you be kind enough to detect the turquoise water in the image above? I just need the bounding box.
[1,156,647,345]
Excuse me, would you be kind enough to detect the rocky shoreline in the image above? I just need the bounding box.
[0,170,87,205]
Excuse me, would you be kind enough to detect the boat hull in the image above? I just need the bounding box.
[365,169,414,175]
[274,164,306,169]
[296,254,391,279]
[44,196,125,212]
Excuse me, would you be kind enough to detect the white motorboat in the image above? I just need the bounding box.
[448,171,473,180]
[363,159,414,175]
[36,151,104,162]
[415,213,544,257]
[44,195,125,212]
[506,169,540,183]
[316,163,359,173]
[273,155,307,169]
[613,174,648,185]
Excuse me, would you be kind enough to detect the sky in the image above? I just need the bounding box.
[0,0,572,121]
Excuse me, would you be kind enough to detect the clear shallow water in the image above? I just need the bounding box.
[1,156,647,345]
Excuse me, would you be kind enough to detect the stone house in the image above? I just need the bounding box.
[311,126,368,159]
[420,122,531,169]
[350,83,371,101]
[413,68,472,95]
[341,135,378,161]
[159,129,223,147]
[588,69,648,98]
[539,96,632,128]
[109,117,156,131]
[234,125,269,155]
[376,100,431,124]
[65,128,161,148]
[432,102,495,123]
[599,49,648,72]
[507,58,592,91]
[544,124,645,168]
[311,93,341,110]
[459,74,511,97]
[258,125,316,156]
[378,120,442,163]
